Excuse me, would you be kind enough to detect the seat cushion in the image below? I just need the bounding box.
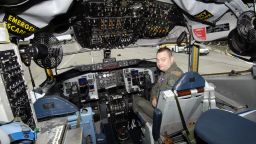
[195,109,256,144]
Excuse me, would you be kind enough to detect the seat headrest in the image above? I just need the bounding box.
[172,72,205,91]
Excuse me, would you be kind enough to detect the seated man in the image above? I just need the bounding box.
[133,47,183,122]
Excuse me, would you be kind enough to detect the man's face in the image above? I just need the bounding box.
[156,51,173,72]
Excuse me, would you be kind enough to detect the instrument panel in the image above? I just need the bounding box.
[48,59,156,143]
[96,70,124,90]
[63,73,98,99]
[62,67,155,100]
[123,68,154,93]
[0,44,35,129]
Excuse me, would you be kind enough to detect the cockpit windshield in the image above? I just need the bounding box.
[26,36,252,88]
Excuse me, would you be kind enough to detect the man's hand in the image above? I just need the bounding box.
[151,96,157,107]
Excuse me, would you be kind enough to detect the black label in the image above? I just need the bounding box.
[194,10,213,20]
[3,13,39,37]
[206,23,230,33]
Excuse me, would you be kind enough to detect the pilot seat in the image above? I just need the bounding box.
[134,71,217,143]
[194,107,256,144]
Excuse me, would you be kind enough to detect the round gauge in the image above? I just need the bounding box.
[71,84,78,92]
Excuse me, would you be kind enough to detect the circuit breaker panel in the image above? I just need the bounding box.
[0,43,35,128]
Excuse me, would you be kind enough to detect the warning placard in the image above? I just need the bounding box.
[4,13,39,37]
[193,27,206,40]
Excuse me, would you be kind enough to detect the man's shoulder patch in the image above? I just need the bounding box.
[171,71,183,77]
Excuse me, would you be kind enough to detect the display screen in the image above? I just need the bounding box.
[79,78,88,86]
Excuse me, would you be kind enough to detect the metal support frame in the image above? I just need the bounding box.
[190,45,200,72]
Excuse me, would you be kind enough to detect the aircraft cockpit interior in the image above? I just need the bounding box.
[1,0,256,144]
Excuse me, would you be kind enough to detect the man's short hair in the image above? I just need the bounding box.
[157,46,173,57]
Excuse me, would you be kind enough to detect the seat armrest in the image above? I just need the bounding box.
[152,108,162,141]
